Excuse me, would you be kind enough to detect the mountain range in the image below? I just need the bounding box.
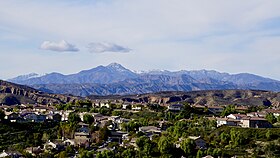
[1,79,280,107]
[7,63,280,96]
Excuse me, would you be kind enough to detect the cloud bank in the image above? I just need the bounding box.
[40,40,79,52]
[87,42,131,53]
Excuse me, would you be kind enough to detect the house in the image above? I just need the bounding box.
[122,104,130,110]
[92,113,108,122]
[263,109,280,117]
[100,103,110,108]
[188,136,207,149]
[44,140,65,151]
[240,117,272,128]
[216,118,240,127]
[25,147,43,156]
[36,114,47,122]
[110,131,128,144]
[74,132,91,147]
[33,106,48,113]
[235,106,248,112]
[4,112,19,122]
[22,113,37,122]
[63,139,75,146]
[47,113,62,122]
[139,126,162,138]
[59,110,73,121]
[247,112,266,118]
[208,106,224,114]
[22,113,46,122]
[76,122,90,133]
[227,114,247,120]
[132,105,142,111]
[0,150,23,158]
[168,104,183,111]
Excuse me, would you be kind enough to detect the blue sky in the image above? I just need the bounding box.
[1,0,280,80]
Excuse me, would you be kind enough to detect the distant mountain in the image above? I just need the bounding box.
[9,73,41,83]
[0,80,79,105]
[9,63,137,85]
[7,63,280,96]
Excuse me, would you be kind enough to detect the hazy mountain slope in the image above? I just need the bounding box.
[8,63,280,96]
[87,90,280,107]
[0,80,79,105]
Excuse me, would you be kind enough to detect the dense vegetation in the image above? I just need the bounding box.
[1,102,280,157]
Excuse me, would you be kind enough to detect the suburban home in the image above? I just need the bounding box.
[74,132,91,148]
[132,105,142,111]
[76,123,90,133]
[122,104,130,109]
[4,112,19,122]
[263,109,280,117]
[59,110,73,121]
[63,139,75,146]
[92,113,108,122]
[188,136,207,149]
[100,103,110,108]
[0,150,23,158]
[235,106,248,112]
[110,131,128,144]
[33,106,49,113]
[227,114,247,120]
[202,155,214,158]
[36,114,47,122]
[25,147,43,156]
[22,113,47,122]
[168,104,183,111]
[44,140,65,151]
[207,106,224,114]
[216,118,240,127]
[246,112,267,118]
[47,113,62,122]
[139,126,162,138]
[22,113,37,122]
[240,117,272,128]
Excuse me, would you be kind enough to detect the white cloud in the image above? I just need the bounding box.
[87,42,131,53]
[40,40,79,52]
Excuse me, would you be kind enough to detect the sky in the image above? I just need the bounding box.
[1,0,280,80]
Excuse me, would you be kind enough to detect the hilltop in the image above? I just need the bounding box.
[0,80,79,105]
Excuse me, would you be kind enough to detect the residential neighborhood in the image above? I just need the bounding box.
[1,100,280,157]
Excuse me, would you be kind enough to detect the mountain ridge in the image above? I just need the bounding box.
[2,79,280,107]
[7,63,280,96]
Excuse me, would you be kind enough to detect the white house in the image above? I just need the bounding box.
[168,104,183,111]
[227,114,247,120]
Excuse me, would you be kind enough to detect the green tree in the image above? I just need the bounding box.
[96,126,109,143]
[68,112,81,124]
[266,129,272,140]
[180,138,196,156]
[122,148,136,158]
[55,151,67,158]
[212,148,222,157]
[83,114,94,124]
[221,105,236,117]
[96,150,114,158]
[41,132,50,143]
[158,136,174,155]
[266,113,277,124]
[0,109,5,120]
[196,149,203,158]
